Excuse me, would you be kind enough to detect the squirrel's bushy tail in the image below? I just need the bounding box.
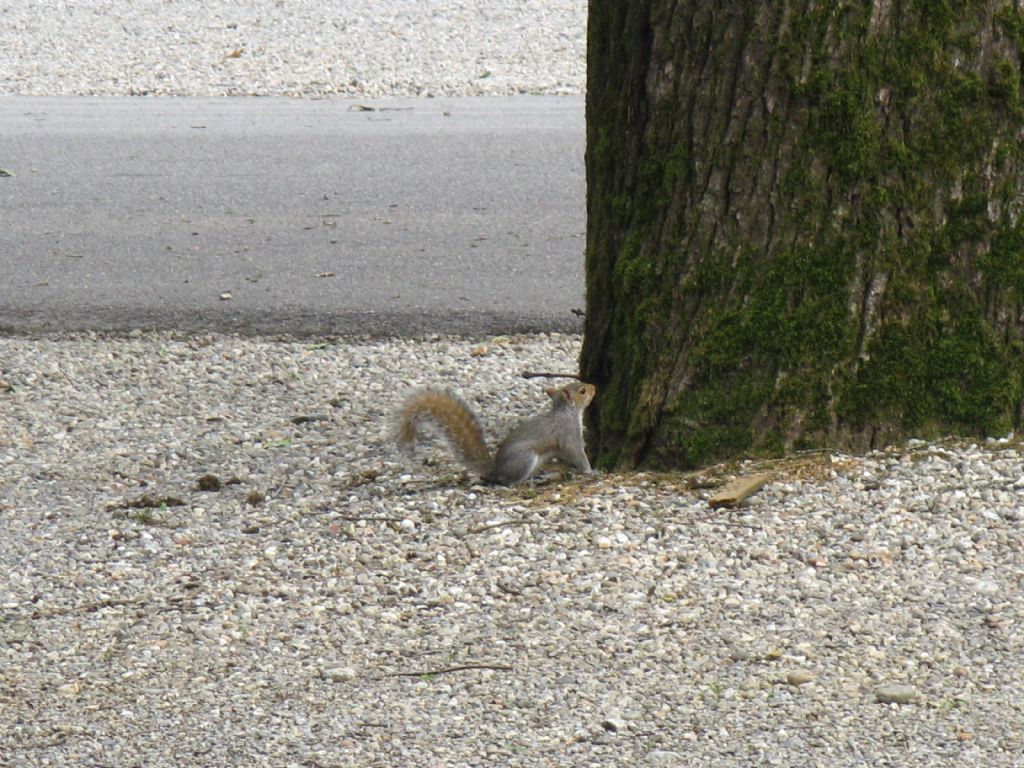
[396,388,492,474]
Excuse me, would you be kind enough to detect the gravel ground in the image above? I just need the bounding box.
[0,0,585,97]
[2,333,1024,768]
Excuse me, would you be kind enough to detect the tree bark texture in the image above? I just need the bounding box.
[582,0,1024,469]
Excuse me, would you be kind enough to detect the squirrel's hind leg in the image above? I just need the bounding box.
[488,448,540,485]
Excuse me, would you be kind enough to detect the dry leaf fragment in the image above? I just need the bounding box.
[708,473,771,508]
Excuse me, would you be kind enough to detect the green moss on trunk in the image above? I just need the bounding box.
[583,0,1024,469]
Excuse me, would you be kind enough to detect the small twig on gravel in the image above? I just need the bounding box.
[690,508,765,528]
[465,518,532,535]
[31,596,145,619]
[108,494,186,510]
[334,515,406,523]
[338,467,383,489]
[521,370,581,380]
[382,663,513,678]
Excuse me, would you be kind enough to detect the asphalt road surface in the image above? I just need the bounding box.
[0,95,585,336]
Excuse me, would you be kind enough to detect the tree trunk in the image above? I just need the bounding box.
[582,0,1024,470]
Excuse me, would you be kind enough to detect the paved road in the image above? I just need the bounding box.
[0,96,584,336]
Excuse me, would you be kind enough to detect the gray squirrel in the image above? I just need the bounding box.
[396,383,596,484]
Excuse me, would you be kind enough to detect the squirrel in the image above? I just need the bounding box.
[396,382,596,485]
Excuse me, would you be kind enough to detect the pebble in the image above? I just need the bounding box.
[322,667,358,682]
[601,717,626,732]
[874,684,920,704]
[786,669,816,686]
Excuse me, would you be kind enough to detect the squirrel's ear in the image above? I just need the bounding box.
[545,386,566,402]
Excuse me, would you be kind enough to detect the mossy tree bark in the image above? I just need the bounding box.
[582,0,1024,470]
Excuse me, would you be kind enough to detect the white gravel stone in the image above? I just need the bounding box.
[875,683,921,705]
[786,669,816,686]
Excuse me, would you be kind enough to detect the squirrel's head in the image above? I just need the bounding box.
[546,383,596,409]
